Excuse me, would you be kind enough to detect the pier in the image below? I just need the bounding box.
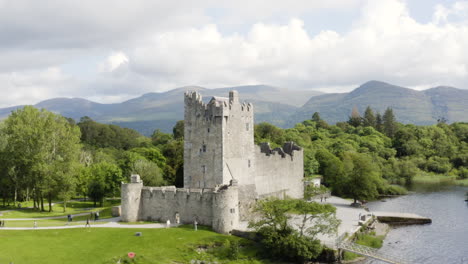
[373,211,432,225]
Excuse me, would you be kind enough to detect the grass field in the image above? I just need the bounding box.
[0,200,118,219]
[0,225,268,264]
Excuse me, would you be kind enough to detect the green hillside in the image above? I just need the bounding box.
[290,81,468,126]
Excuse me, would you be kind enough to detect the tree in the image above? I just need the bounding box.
[315,149,345,193]
[293,199,340,239]
[132,159,165,186]
[348,106,362,127]
[383,107,397,138]
[311,112,321,123]
[87,161,124,205]
[249,198,339,262]
[311,112,329,129]
[3,106,81,211]
[173,120,184,140]
[363,106,376,128]
[342,152,382,203]
[78,117,142,150]
[375,112,383,132]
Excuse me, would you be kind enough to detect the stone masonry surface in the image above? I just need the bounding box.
[121,91,304,234]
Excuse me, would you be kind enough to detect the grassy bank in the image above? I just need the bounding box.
[0,225,270,264]
[343,232,385,261]
[412,174,468,186]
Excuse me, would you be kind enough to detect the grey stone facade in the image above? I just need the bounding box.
[121,91,303,234]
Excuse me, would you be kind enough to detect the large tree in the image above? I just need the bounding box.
[342,152,382,203]
[363,106,376,128]
[383,107,397,138]
[249,198,339,262]
[3,106,81,211]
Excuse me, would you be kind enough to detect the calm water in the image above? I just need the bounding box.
[357,184,468,264]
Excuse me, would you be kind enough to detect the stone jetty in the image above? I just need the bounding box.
[373,211,432,225]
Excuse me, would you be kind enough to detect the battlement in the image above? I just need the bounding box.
[259,141,302,158]
[184,90,253,115]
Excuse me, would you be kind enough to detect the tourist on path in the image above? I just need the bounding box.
[85,218,90,228]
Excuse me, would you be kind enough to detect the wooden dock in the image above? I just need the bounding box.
[373,212,431,225]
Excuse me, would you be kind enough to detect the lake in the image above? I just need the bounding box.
[357,184,468,264]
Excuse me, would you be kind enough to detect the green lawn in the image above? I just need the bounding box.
[0,226,269,264]
[0,200,118,219]
[0,220,108,227]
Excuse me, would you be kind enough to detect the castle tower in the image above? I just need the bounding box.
[121,174,143,222]
[183,90,255,189]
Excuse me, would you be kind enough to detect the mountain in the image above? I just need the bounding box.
[289,81,468,126]
[0,85,322,135]
[1,81,466,135]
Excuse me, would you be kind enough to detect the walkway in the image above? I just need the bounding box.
[290,196,369,249]
[0,217,176,230]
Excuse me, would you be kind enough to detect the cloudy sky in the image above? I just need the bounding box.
[0,0,467,107]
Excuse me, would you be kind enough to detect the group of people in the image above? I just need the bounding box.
[0,220,5,227]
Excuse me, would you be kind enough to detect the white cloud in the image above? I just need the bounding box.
[0,0,467,108]
[99,52,129,73]
[119,0,468,93]
[0,67,79,106]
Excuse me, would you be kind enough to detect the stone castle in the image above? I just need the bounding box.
[121,90,304,233]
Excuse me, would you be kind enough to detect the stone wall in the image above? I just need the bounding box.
[254,143,304,199]
[121,181,240,234]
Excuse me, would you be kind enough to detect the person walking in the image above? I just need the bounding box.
[85,218,90,228]
[33,220,37,229]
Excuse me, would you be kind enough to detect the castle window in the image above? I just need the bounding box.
[202,144,207,152]
[248,159,251,168]
[230,208,235,214]
[202,165,206,173]
[246,123,249,131]
[207,128,210,133]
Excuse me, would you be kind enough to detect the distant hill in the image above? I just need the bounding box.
[289,81,468,126]
[0,85,321,135]
[1,81,467,135]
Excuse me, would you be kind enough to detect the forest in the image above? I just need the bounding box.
[0,105,467,210]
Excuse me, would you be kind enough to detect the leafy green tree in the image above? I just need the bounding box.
[3,106,81,211]
[254,122,285,147]
[249,198,339,262]
[151,129,173,146]
[172,120,184,140]
[363,106,376,128]
[342,152,381,203]
[348,106,362,127]
[88,161,124,204]
[78,117,142,150]
[293,199,340,239]
[311,112,321,123]
[315,149,345,192]
[383,107,397,138]
[375,112,383,132]
[132,159,165,186]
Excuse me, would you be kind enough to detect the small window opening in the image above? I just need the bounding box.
[248,159,251,168]
[207,128,210,133]
[202,144,207,152]
[246,123,250,131]
[202,165,206,173]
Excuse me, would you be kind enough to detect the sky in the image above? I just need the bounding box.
[0,0,467,107]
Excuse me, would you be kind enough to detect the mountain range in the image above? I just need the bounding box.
[0,81,466,136]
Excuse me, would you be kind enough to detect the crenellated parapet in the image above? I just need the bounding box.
[259,141,302,158]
